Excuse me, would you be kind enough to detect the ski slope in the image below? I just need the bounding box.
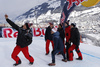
[0,37,100,67]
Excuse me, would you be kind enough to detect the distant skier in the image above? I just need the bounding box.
[68,23,83,61]
[45,23,54,55]
[48,27,67,66]
[5,14,34,66]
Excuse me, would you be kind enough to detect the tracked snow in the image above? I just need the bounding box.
[0,37,100,67]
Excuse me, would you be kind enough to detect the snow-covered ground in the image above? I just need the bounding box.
[87,34,100,40]
[0,37,100,67]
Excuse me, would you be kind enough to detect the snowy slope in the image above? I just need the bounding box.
[69,7,100,32]
[14,1,100,34]
[0,37,100,67]
[15,0,62,21]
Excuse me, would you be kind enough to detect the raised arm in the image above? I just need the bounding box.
[5,14,19,30]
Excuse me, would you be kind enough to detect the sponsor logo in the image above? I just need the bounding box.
[67,0,87,10]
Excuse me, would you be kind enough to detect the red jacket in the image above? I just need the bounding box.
[65,26,71,42]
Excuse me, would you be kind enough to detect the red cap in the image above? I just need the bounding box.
[49,22,53,25]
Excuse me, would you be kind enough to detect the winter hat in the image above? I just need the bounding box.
[49,22,54,25]
[52,27,57,33]
[25,23,33,29]
[59,24,62,27]
[65,20,70,25]
[71,23,76,27]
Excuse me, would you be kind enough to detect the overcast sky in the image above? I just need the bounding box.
[0,0,48,22]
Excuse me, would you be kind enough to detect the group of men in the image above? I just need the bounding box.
[4,14,83,66]
[45,21,83,66]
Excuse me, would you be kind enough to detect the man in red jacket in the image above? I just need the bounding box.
[5,14,34,66]
[65,20,71,60]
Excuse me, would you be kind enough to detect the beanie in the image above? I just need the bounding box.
[59,24,62,27]
[71,23,76,27]
[65,22,69,25]
[25,23,33,29]
[49,22,54,25]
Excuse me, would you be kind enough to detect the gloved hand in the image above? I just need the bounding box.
[65,41,70,45]
[65,42,68,45]
[5,14,8,19]
[66,33,68,36]
[68,40,71,44]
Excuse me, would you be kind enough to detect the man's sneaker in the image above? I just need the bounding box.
[76,57,83,60]
[13,59,21,66]
[45,51,49,55]
[45,53,49,55]
[62,59,67,62]
[29,62,33,65]
[48,63,55,66]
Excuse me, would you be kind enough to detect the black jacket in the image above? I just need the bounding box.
[70,27,80,46]
[57,28,65,41]
[6,19,32,48]
[45,26,53,41]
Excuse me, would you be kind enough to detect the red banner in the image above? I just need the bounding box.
[2,28,45,38]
